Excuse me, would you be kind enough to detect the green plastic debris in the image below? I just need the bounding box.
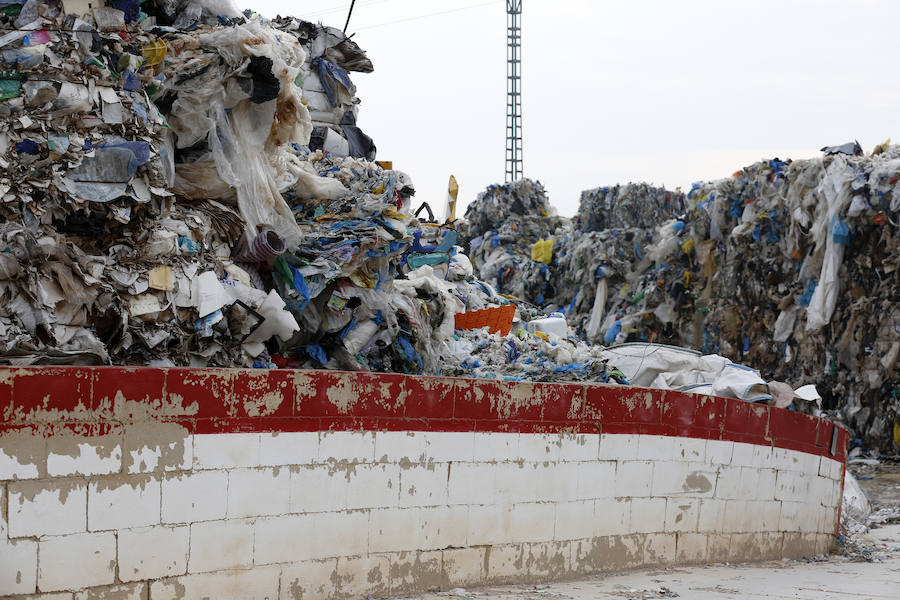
[0,72,26,100]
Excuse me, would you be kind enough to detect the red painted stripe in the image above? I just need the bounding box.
[0,367,849,463]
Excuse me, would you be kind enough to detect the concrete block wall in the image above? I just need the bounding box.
[0,368,848,599]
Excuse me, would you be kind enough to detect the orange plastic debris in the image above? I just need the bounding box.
[454,304,515,337]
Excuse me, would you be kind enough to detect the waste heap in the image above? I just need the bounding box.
[0,1,408,369]
[461,148,899,449]
[0,0,628,384]
[575,183,685,231]
[458,179,567,304]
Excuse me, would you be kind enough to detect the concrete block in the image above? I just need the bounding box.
[595,498,630,536]
[424,431,474,463]
[495,462,533,504]
[729,532,764,562]
[484,543,526,583]
[399,463,449,507]
[161,471,227,524]
[74,583,148,600]
[0,538,37,596]
[758,499,782,532]
[572,537,602,574]
[771,447,794,471]
[536,461,578,503]
[193,433,259,469]
[123,428,191,474]
[0,431,44,480]
[259,432,318,466]
[472,432,519,463]
[510,502,555,543]
[636,435,676,462]
[798,501,820,532]
[151,566,281,600]
[697,498,727,533]
[526,540,571,580]
[255,514,316,565]
[517,433,559,463]
[346,463,400,509]
[665,498,700,533]
[728,500,765,534]
[736,466,761,499]
[554,500,597,540]
[289,464,349,513]
[675,532,708,563]
[227,467,290,518]
[673,437,707,462]
[467,504,512,546]
[118,525,189,582]
[279,559,337,600]
[602,534,645,570]
[731,442,772,469]
[188,520,253,573]
[47,434,122,477]
[88,475,160,531]
[575,460,615,500]
[388,550,443,594]
[809,475,833,506]
[779,500,804,532]
[643,533,676,565]
[713,465,743,499]
[38,532,116,592]
[705,440,733,465]
[730,442,753,467]
[335,554,390,598]
[375,431,426,463]
[826,457,844,480]
[558,433,600,462]
[448,462,495,505]
[613,461,653,497]
[318,430,374,464]
[629,497,667,534]
[795,452,821,475]
[707,532,731,561]
[775,470,811,502]
[441,547,485,588]
[598,434,639,461]
[756,468,777,500]
[781,532,804,557]
[761,531,785,560]
[420,504,468,550]
[651,462,716,497]
[370,507,420,553]
[313,510,369,559]
[822,506,838,535]
[8,479,87,537]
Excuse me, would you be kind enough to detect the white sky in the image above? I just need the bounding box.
[259,0,900,217]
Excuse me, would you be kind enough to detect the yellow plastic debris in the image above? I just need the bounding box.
[141,39,167,67]
[894,417,900,450]
[148,265,174,291]
[531,238,554,264]
[681,238,695,254]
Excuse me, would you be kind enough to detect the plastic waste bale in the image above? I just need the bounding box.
[575,183,686,232]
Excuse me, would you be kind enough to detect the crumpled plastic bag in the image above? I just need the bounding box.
[530,238,554,264]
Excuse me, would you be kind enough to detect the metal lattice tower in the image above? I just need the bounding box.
[505,0,523,183]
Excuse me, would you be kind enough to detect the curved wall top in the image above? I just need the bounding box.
[0,367,849,459]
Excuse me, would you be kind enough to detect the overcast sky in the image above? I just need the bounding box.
[260,0,900,217]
